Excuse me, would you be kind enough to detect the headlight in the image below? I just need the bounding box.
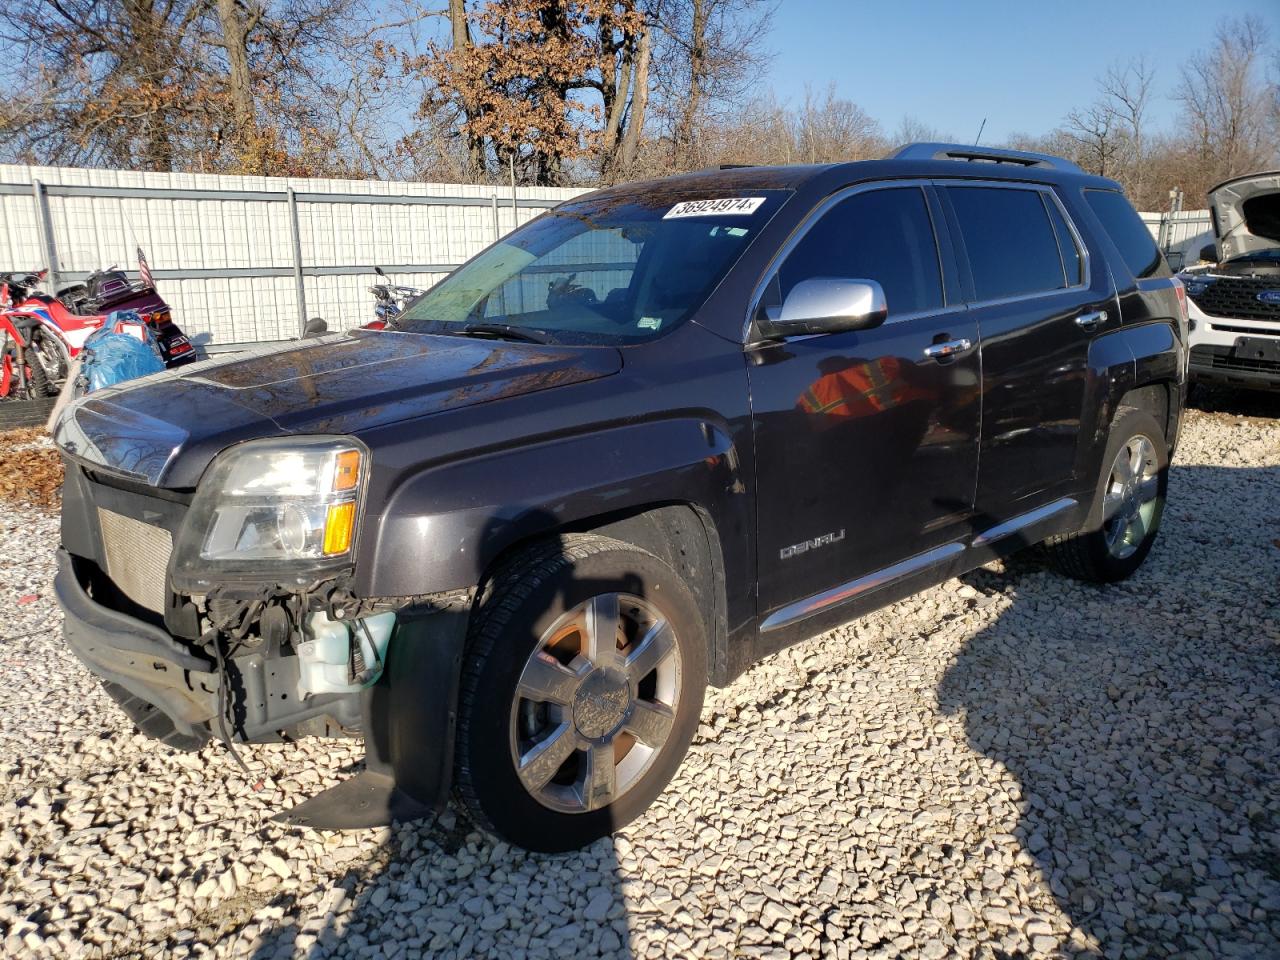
[172,436,366,590]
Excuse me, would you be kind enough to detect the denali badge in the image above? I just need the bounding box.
[780,529,846,560]
[1257,290,1280,305]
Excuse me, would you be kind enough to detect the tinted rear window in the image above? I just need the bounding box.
[1084,189,1169,279]
[947,187,1068,300]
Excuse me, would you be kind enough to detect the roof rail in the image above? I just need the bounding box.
[893,142,1083,173]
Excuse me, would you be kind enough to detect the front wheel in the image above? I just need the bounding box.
[453,534,706,852]
[1044,406,1169,582]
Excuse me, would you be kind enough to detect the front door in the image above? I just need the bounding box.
[747,184,981,623]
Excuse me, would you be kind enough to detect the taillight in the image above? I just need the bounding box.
[1172,277,1188,323]
[363,319,387,330]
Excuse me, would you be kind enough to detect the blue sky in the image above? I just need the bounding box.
[765,0,1280,143]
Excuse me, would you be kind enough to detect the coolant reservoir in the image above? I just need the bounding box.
[297,611,395,697]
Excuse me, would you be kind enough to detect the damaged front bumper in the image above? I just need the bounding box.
[54,548,470,827]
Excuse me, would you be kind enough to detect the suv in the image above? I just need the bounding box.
[52,144,1187,852]
[1184,171,1280,390]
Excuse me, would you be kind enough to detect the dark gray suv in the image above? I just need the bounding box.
[53,143,1187,851]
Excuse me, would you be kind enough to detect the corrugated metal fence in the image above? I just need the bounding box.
[1141,210,1214,270]
[0,165,587,345]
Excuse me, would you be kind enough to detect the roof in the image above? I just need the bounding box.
[572,143,1118,208]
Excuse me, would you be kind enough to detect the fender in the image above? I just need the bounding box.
[355,416,750,603]
[1078,319,1183,488]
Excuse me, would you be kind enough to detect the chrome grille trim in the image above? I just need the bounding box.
[97,508,173,614]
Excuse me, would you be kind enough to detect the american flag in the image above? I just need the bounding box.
[137,246,154,289]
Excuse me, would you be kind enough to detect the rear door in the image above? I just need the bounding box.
[939,181,1114,516]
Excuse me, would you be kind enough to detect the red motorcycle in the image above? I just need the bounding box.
[1,266,194,397]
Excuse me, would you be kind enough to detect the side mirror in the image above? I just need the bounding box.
[767,278,888,338]
[1199,243,1218,264]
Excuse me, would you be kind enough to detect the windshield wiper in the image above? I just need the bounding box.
[458,322,551,344]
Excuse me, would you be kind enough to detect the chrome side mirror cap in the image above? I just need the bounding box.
[766,278,888,337]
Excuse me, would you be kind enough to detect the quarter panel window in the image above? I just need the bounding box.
[947,186,1068,300]
[775,187,945,317]
[1084,188,1170,279]
[1043,195,1084,286]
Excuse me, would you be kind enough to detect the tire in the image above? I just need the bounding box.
[30,331,69,392]
[453,534,707,852]
[23,347,53,397]
[1044,406,1169,583]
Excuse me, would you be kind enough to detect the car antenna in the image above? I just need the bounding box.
[974,118,987,146]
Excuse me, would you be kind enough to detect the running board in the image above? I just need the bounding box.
[760,498,1077,634]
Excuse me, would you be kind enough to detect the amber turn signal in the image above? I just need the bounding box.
[333,450,361,491]
[322,502,356,555]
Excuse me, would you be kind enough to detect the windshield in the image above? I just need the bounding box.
[394,189,790,345]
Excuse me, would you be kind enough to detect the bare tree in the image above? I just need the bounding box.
[1062,101,1124,179]
[1101,56,1154,205]
[1176,15,1274,190]
[794,84,883,163]
[652,0,776,170]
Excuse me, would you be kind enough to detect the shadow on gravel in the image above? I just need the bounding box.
[245,821,630,959]
[939,462,1280,959]
[1187,384,1280,419]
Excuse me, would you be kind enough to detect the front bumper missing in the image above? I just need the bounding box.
[55,549,218,750]
[54,548,471,827]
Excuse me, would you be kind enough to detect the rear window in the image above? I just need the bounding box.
[1084,189,1169,279]
[946,186,1069,301]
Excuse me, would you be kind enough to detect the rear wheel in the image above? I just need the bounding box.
[29,331,68,392]
[453,534,706,852]
[1044,406,1168,582]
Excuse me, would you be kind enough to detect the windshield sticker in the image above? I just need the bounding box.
[664,197,766,219]
[638,317,663,330]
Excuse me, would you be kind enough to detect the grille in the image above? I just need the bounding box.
[97,508,173,614]
[1190,277,1280,322]
[1191,345,1280,376]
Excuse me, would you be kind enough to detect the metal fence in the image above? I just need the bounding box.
[0,165,588,345]
[1141,210,1214,271]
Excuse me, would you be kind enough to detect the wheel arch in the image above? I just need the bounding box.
[1082,320,1185,482]
[477,502,732,687]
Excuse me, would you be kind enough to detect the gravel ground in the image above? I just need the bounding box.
[1,402,1278,960]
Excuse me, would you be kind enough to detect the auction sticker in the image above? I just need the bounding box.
[664,197,766,219]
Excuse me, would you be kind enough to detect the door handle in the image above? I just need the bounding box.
[1075,310,1108,332]
[922,338,973,361]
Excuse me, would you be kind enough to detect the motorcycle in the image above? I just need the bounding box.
[0,307,52,403]
[1,266,195,394]
[365,266,423,329]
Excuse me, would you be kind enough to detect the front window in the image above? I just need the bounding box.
[394,190,790,345]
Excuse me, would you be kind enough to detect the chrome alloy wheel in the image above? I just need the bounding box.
[1102,434,1160,560]
[509,593,682,814]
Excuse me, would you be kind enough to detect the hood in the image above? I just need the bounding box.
[1208,171,1280,261]
[54,329,621,488]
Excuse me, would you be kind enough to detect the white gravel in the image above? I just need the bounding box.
[1,404,1278,959]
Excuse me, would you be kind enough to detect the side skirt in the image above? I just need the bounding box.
[757,497,1080,649]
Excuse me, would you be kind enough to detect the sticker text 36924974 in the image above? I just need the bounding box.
[664,197,766,219]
